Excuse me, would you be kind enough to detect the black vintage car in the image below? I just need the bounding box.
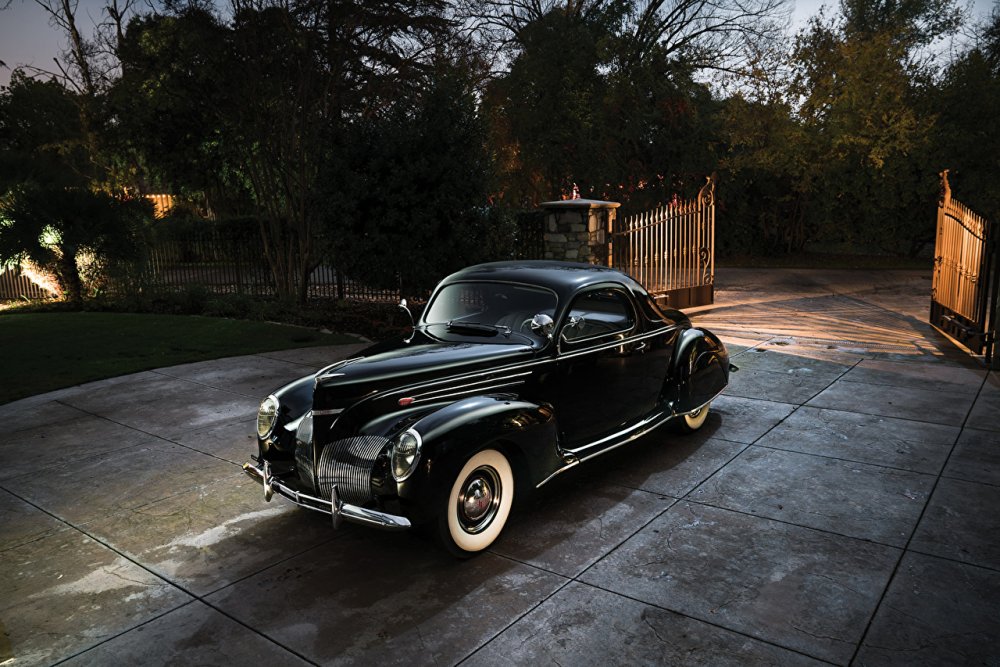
[244,261,730,556]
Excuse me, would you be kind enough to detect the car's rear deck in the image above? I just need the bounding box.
[1,268,997,666]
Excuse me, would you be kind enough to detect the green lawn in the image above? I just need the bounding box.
[0,312,358,405]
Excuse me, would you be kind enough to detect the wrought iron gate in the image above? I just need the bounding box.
[931,171,999,364]
[610,175,715,309]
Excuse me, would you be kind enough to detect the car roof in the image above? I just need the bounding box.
[440,261,646,300]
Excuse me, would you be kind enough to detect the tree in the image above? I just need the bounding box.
[718,94,814,254]
[0,71,152,302]
[330,59,511,292]
[930,7,1000,221]
[788,6,957,253]
[839,0,963,51]
[107,8,235,205]
[459,0,789,75]
[111,0,456,304]
[0,71,87,191]
[0,187,151,303]
[487,7,607,204]
[485,4,721,207]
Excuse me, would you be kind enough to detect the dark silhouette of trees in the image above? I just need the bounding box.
[930,7,1000,222]
[0,73,152,303]
[2,0,997,297]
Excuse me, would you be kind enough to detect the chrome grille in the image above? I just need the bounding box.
[317,435,391,505]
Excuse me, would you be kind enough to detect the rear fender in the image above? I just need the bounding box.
[665,328,730,414]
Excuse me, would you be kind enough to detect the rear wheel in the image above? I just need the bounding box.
[675,402,711,433]
[438,449,514,558]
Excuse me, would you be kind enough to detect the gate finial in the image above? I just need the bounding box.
[698,173,716,207]
[940,169,951,207]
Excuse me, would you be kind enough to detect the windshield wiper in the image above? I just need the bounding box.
[445,321,511,337]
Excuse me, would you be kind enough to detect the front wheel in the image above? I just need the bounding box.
[438,449,514,558]
[675,402,711,433]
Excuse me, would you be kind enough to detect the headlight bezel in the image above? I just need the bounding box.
[391,428,423,482]
[256,394,280,438]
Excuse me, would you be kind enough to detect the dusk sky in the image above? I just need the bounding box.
[0,0,996,87]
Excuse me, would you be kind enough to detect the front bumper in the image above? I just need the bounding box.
[242,459,411,531]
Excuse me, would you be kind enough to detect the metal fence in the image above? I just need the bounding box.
[1,213,549,303]
[0,266,56,300]
[611,176,716,309]
[144,229,401,301]
[514,211,545,260]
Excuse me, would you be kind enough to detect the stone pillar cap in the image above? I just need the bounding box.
[538,199,621,209]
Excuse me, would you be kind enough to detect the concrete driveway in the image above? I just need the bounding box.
[2,268,998,666]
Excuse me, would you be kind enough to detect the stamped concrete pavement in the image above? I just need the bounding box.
[1,268,997,666]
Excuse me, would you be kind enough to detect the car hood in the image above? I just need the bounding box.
[314,336,536,407]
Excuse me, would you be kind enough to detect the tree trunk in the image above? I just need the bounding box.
[57,248,84,304]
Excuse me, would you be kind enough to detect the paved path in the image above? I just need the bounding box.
[1,269,997,666]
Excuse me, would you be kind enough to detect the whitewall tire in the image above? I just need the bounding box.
[439,449,514,557]
[677,402,711,433]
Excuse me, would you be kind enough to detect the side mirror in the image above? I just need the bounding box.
[398,299,414,326]
[560,315,584,342]
[529,313,555,339]
[399,299,415,342]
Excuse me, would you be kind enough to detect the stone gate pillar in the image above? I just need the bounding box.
[538,199,620,266]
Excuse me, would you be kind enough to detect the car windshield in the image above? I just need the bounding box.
[423,282,558,341]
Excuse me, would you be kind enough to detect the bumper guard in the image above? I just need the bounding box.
[242,459,411,531]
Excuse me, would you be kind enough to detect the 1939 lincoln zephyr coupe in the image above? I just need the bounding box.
[244,261,731,556]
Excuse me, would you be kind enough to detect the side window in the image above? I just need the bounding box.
[561,289,635,344]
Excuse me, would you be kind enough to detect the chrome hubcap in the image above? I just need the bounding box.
[463,478,493,521]
[457,466,501,534]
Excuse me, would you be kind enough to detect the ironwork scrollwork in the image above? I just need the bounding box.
[698,174,716,208]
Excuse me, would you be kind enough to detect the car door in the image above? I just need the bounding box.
[546,286,651,450]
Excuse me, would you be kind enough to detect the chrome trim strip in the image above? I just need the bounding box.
[558,322,636,349]
[678,396,717,417]
[565,411,665,455]
[242,461,411,531]
[534,457,580,488]
[316,357,364,380]
[577,413,675,464]
[316,357,363,381]
[537,391,725,487]
[380,325,676,401]
[410,371,533,401]
[312,408,344,416]
[412,380,526,404]
[555,326,671,361]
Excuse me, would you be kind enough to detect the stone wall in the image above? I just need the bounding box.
[538,199,620,266]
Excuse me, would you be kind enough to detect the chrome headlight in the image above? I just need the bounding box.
[295,411,313,447]
[256,395,279,438]
[391,429,423,482]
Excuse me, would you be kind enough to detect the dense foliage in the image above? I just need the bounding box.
[1,0,998,304]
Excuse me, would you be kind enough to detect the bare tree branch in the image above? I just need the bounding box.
[455,0,791,78]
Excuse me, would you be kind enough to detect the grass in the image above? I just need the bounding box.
[0,312,359,405]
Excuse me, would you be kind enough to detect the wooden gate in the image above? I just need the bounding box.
[610,175,715,309]
[931,170,999,362]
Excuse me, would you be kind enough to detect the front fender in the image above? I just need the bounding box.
[391,394,559,522]
[258,373,316,458]
[665,328,730,413]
